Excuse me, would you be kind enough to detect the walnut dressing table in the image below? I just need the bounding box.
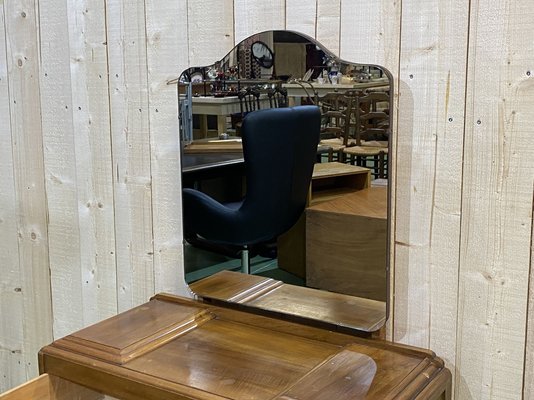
[2,284,450,400]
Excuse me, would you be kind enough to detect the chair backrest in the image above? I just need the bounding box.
[318,92,351,143]
[352,91,390,144]
[238,87,261,115]
[267,86,288,108]
[239,106,321,244]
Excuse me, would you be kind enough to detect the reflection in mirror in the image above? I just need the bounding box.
[174,30,392,333]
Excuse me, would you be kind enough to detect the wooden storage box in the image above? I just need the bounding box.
[306,186,388,301]
[277,162,371,278]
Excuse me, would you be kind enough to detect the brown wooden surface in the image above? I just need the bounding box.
[0,375,52,400]
[0,374,108,400]
[277,162,371,277]
[183,138,243,154]
[306,187,388,301]
[310,162,371,205]
[190,271,386,332]
[36,293,450,400]
[53,300,213,364]
[309,186,387,217]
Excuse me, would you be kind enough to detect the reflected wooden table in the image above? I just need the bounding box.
[181,150,245,203]
[191,95,270,136]
[283,78,390,100]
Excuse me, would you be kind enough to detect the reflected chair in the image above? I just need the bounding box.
[238,87,261,114]
[317,92,357,162]
[267,86,288,108]
[343,91,390,178]
[234,87,262,136]
[183,106,321,274]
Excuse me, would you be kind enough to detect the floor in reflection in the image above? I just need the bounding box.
[184,243,304,286]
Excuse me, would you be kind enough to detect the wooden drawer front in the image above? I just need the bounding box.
[0,374,115,400]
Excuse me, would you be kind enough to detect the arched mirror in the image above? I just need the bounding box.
[173,30,392,333]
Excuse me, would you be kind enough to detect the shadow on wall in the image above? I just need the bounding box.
[391,78,417,344]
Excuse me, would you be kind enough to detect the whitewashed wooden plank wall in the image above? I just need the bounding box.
[456,0,534,398]
[1,1,533,399]
[0,2,26,389]
[2,0,54,386]
[393,2,469,395]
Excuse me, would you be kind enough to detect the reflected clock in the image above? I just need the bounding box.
[251,41,274,68]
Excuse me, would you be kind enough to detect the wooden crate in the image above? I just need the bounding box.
[306,187,387,301]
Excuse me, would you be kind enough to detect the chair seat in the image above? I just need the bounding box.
[361,140,388,148]
[343,146,385,156]
[320,139,346,151]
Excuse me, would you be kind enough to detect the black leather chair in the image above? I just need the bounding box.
[182,106,321,273]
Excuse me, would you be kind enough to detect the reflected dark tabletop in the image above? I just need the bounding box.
[181,153,244,173]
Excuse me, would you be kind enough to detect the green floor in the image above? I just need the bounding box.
[184,242,304,286]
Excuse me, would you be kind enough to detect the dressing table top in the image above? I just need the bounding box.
[38,292,451,400]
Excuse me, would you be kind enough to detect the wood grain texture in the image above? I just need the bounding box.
[145,0,190,296]
[306,189,388,302]
[339,0,400,68]
[65,0,118,330]
[1,2,534,398]
[191,271,386,332]
[106,0,155,311]
[39,0,84,338]
[0,3,26,390]
[525,228,534,399]
[187,0,234,67]
[392,3,469,397]
[233,0,286,43]
[285,0,317,38]
[0,374,109,400]
[316,0,341,55]
[38,295,449,400]
[39,0,117,340]
[0,375,53,400]
[339,0,400,342]
[456,0,534,398]
[4,0,54,382]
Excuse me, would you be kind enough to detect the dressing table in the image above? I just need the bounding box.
[1,289,450,400]
[0,30,451,400]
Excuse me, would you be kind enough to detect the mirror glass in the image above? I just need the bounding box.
[175,30,391,332]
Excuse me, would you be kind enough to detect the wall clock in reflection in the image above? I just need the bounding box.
[251,40,274,68]
[190,71,203,83]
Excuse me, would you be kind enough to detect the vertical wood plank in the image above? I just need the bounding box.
[285,0,316,38]
[188,0,234,66]
[233,0,286,44]
[339,0,400,68]
[106,0,155,311]
[456,0,534,398]
[0,3,26,392]
[316,0,340,56]
[66,0,117,326]
[40,0,117,339]
[526,232,534,399]
[144,0,190,295]
[39,0,84,338]
[4,0,53,380]
[340,0,402,342]
[392,2,469,395]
